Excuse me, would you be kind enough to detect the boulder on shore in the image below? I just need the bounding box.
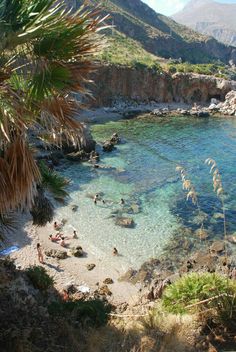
[45,249,67,260]
[70,246,84,257]
[87,263,96,271]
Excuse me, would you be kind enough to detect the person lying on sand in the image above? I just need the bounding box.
[49,234,61,242]
[59,237,66,247]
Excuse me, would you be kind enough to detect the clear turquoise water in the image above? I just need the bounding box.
[56,115,236,271]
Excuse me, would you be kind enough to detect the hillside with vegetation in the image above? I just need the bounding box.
[75,0,236,65]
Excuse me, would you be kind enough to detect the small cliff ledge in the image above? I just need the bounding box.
[88,64,236,107]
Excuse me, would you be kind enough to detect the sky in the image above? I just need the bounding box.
[142,0,236,16]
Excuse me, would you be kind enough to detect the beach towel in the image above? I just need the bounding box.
[0,245,19,256]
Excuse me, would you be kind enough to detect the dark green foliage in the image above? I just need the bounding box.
[48,299,112,327]
[30,187,54,226]
[162,273,236,326]
[26,265,54,290]
[167,63,227,77]
[39,161,69,200]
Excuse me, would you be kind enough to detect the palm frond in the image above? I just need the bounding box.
[39,160,69,200]
[5,138,41,210]
[0,0,108,217]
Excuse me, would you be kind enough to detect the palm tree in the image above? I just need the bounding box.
[0,0,106,221]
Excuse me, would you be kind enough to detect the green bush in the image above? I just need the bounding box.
[162,273,236,324]
[167,63,227,77]
[48,299,112,327]
[26,266,54,290]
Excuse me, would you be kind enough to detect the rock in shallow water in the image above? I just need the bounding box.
[103,141,115,152]
[210,241,225,254]
[195,228,210,240]
[115,217,134,228]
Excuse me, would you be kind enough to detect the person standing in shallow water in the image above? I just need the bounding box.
[94,194,99,204]
[37,243,44,264]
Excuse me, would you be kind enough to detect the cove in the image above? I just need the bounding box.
[55,115,236,271]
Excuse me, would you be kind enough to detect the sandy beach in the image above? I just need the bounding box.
[8,214,141,305]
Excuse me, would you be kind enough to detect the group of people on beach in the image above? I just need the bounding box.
[48,222,78,248]
[36,193,122,264]
[36,222,78,264]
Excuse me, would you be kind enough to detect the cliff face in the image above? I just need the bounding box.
[87,64,236,107]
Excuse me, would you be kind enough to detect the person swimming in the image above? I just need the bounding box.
[113,247,118,256]
[120,198,125,205]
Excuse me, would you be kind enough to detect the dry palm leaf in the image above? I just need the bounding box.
[5,138,41,211]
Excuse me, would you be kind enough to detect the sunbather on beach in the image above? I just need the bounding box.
[73,230,78,239]
[49,234,60,242]
[59,237,66,247]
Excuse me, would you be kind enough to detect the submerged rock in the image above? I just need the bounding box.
[195,228,210,240]
[115,217,134,228]
[227,235,236,244]
[210,241,225,254]
[118,269,137,282]
[213,212,224,220]
[71,204,78,212]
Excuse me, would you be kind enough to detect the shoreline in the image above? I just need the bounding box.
[8,214,141,305]
[5,95,236,307]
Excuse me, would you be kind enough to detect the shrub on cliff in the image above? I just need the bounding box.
[48,299,112,327]
[162,273,236,326]
[27,265,54,291]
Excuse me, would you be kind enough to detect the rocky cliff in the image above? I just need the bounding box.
[87,64,236,107]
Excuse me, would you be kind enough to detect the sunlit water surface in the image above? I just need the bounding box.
[55,116,236,271]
